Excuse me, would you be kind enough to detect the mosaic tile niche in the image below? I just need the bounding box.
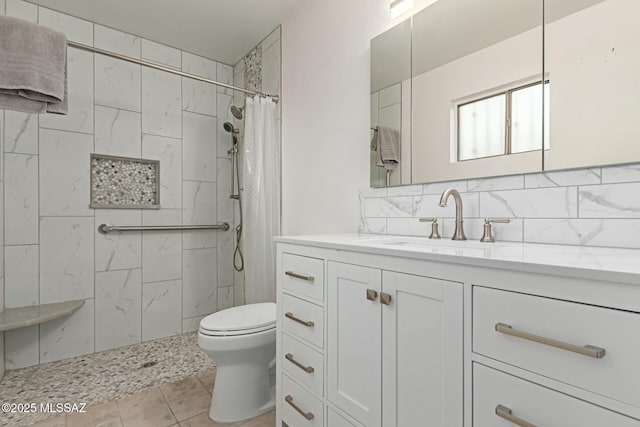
[90,154,160,209]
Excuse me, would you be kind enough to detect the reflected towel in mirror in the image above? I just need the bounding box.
[371,125,400,170]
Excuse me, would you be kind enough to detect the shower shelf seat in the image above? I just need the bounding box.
[0,300,85,332]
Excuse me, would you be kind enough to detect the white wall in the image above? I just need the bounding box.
[281,0,437,234]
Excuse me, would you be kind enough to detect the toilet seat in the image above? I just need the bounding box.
[199,324,275,337]
[199,302,276,337]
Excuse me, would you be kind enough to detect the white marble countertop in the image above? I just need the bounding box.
[275,233,640,285]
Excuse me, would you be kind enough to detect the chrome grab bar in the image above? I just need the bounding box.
[285,271,315,282]
[495,323,606,359]
[285,353,315,374]
[495,405,537,427]
[285,312,315,328]
[285,395,314,420]
[98,223,230,234]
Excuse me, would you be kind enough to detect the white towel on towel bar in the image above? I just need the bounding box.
[0,15,68,114]
[371,125,400,170]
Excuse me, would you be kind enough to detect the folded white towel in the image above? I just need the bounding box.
[0,15,68,114]
[371,125,400,170]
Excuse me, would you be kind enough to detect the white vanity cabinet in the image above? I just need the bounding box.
[276,241,464,427]
[275,235,640,427]
[327,263,463,427]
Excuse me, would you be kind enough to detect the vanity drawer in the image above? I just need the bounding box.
[282,253,324,302]
[474,363,639,426]
[327,407,361,427]
[282,374,324,427]
[282,293,324,349]
[473,286,640,408]
[282,333,324,396]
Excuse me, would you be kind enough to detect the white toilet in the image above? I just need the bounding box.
[197,302,276,423]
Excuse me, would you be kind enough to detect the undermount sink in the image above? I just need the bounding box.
[375,237,507,250]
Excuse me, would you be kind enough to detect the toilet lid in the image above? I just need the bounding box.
[200,302,276,333]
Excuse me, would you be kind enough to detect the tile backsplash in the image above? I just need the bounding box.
[359,164,640,249]
[1,0,240,369]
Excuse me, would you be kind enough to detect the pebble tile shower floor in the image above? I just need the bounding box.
[0,333,218,426]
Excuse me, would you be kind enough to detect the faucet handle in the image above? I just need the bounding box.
[487,218,510,224]
[481,218,511,243]
[419,218,441,239]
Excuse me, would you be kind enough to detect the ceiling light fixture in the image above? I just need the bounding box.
[390,0,413,18]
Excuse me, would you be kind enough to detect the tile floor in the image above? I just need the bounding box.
[28,370,275,427]
[0,333,218,426]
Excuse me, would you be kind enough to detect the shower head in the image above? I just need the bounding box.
[223,122,237,133]
[230,105,244,120]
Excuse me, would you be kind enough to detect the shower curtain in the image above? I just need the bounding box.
[243,96,280,304]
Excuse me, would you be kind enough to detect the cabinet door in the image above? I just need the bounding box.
[328,262,382,427]
[382,271,463,427]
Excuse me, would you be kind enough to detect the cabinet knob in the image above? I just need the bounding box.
[366,289,378,301]
[380,292,392,305]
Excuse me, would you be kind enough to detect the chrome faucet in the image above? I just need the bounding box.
[439,188,467,240]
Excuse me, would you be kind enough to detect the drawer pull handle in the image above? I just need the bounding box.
[285,353,315,373]
[495,404,536,427]
[285,312,315,328]
[285,271,315,282]
[285,394,314,420]
[495,323,606,359]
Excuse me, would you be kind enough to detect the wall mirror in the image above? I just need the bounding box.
[544,0,640,171]
[370,18,411,187]
[411,0,543,184]
[370,0,640,187]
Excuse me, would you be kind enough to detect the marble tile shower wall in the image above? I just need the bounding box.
[359,164,640,249]
[231,27,281,306]
[1,0,237,369]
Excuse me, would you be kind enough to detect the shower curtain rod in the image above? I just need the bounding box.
[67,41,279,102]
